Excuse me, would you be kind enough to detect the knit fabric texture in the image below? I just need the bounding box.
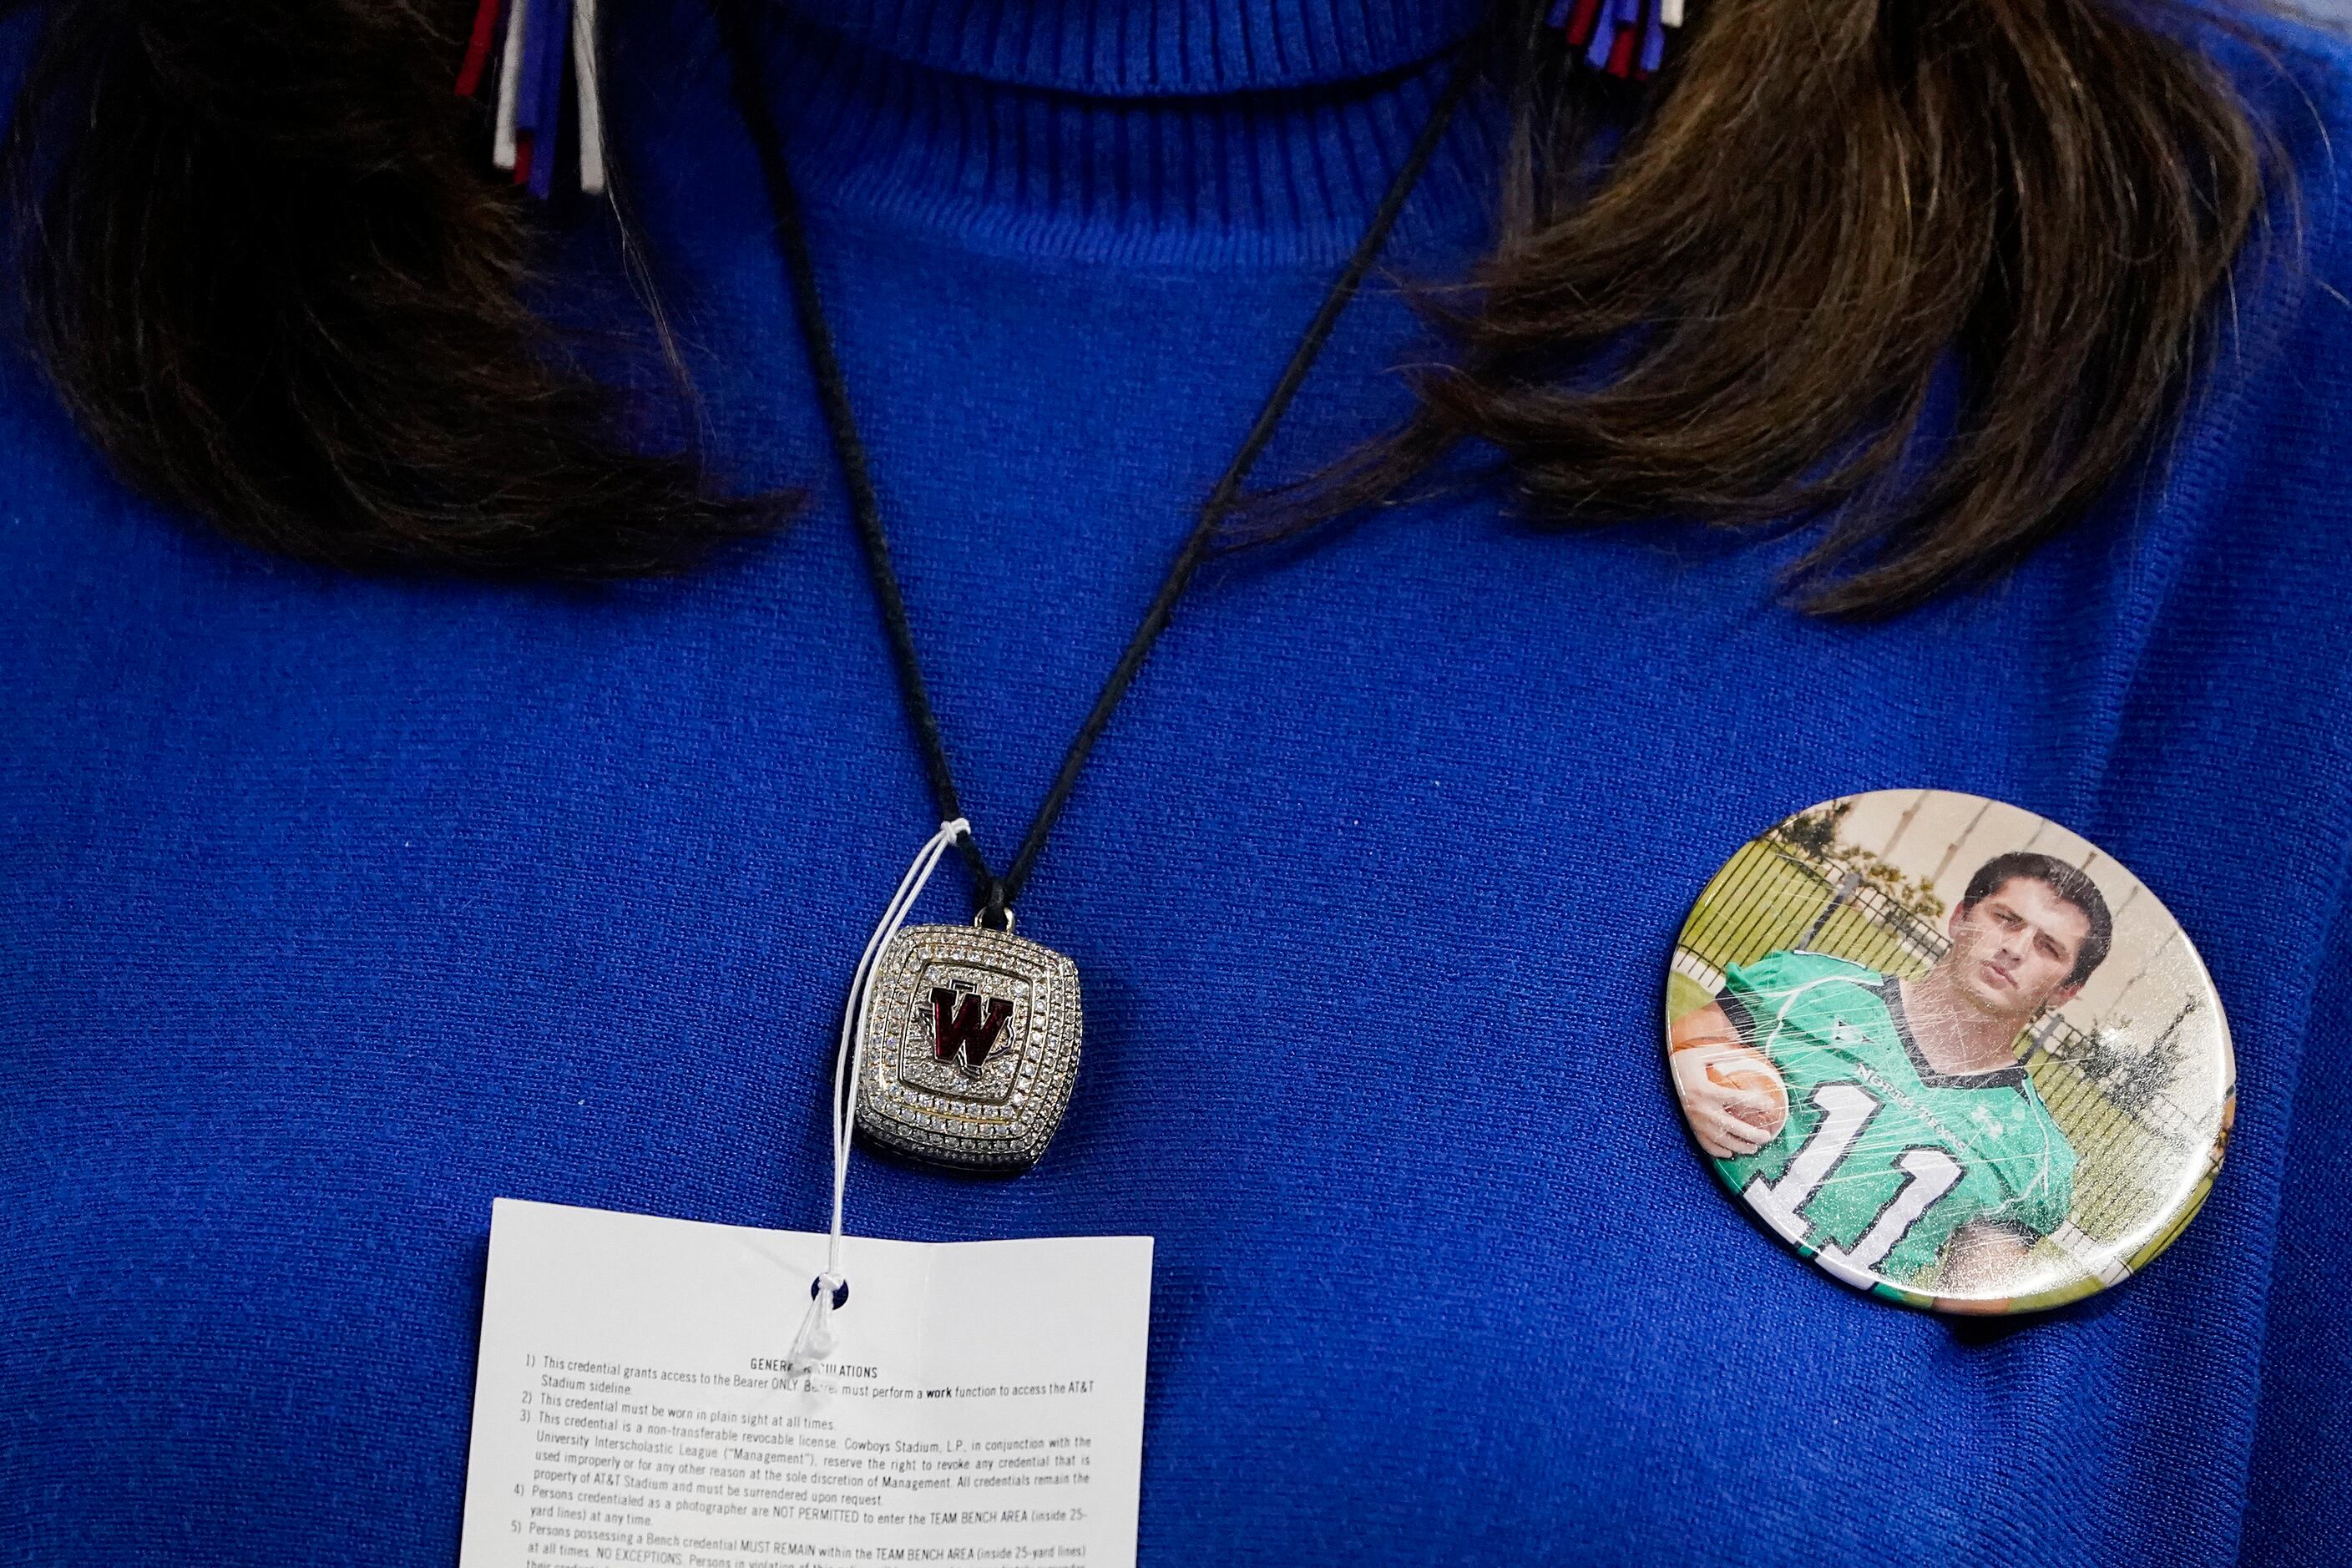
[3,2,2350,1562]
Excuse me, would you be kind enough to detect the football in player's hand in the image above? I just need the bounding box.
[1707,1059,1789,1132]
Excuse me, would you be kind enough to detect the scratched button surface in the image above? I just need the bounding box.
[1666,789,2233,1313]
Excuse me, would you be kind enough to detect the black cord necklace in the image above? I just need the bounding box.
[720,2,1479,1172]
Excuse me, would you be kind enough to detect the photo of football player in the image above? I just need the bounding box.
[1669,851,2112,1291]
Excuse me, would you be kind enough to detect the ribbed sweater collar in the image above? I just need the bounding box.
[726,0,1500,264]
[779,0,1488,94]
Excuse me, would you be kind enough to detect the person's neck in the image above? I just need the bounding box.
[1897,973,2026,1076]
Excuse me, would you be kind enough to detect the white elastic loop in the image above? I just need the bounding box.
[783,817,970,1378]
[572,0,607,195]
[491,0,528,170]
[785,1273,842,1371]
[1659,0,1686,25]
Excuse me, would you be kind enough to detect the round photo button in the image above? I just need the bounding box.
[1667,790,2233,1313]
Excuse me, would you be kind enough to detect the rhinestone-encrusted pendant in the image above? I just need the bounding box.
[852,923,1083,1172]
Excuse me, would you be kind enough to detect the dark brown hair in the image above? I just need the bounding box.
[1289,0,2272,613]
[2,0,771,577]
[0,0,2274,609]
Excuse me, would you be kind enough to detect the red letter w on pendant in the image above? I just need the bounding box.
[933,987,1015,1074]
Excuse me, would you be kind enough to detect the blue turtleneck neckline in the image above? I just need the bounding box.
[776,0,1488,94]
[615,0,1505,266]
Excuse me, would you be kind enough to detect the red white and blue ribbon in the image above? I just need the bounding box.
[1552,0,1680,80]
[455,0,606,198]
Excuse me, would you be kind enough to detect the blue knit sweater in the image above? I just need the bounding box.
[5,3,2350,1563]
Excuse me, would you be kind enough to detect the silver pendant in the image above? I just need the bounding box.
[852,922,1083,1172]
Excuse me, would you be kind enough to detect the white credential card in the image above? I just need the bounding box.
[458,1199,1153,1568]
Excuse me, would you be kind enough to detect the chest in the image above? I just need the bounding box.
[0,222,2262,1568]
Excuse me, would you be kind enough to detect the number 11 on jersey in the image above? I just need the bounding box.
[1743,1081,1965,1284]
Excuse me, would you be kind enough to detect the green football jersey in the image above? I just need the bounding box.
[1712,950,2076,1287]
